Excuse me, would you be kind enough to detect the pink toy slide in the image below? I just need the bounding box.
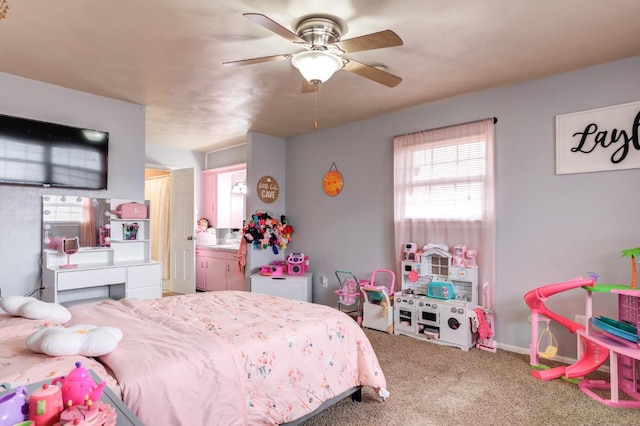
[524,277,608,381]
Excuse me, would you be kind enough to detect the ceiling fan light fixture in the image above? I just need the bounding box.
[291,50,343,85]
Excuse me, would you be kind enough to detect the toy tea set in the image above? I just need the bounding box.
[0,362,116,426]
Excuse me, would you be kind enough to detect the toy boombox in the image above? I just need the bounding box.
[287,252,308,275]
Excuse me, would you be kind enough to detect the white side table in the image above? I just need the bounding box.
[250,272,313,302]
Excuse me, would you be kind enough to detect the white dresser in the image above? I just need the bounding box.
[250,272,313,302]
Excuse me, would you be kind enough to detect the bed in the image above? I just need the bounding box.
[1,291,388,425]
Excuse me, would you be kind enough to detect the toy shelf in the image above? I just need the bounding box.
[580,286,640,408]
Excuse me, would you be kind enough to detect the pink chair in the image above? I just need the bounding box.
[361,269,395,334]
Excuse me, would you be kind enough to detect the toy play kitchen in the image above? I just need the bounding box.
[395,243,481,351]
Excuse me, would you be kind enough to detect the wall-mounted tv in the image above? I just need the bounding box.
[0,113,109,190]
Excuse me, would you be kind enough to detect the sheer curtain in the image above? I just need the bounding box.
[145,175,171,282]
[80,198,96,247]
[393,118,496,305]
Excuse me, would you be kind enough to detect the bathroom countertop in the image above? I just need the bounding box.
[196,244,240,251]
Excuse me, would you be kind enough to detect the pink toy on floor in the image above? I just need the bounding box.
[475,282,496,353]
[524,277,609,381]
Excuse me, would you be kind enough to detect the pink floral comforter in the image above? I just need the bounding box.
[67,291,387,425]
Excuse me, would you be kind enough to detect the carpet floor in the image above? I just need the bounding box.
[300,329,639,426]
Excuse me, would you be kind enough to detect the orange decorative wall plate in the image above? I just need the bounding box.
[323,162,343,197]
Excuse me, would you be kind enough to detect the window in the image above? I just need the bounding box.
[393,118,496,298]
[395,126,488,221]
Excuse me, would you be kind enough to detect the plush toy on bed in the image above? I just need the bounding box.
[26,324,123,357]
[0,295,72,324]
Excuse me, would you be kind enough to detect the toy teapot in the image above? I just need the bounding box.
[52,362,105,407]
[0,384,28,425]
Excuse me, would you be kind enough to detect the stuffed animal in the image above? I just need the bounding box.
[0,296,71,324]
[241,213,294,251]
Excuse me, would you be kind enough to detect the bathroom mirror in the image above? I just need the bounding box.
[42,195,112,250]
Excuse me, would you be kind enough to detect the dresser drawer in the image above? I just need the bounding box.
[57,267,126,291]
[127,263,162,290]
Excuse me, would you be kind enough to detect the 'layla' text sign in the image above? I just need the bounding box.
[556,100,640,175]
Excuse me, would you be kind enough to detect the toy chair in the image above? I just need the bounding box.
[334,270,364,324]
[361,269,395,334]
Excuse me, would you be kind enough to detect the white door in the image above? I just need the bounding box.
[170,168,196,294]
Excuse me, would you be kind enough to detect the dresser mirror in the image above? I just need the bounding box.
[42,195,112,250]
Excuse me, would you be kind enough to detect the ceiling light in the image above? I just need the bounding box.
[291,50,343,85]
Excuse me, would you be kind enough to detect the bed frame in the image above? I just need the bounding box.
[283,386,362,425]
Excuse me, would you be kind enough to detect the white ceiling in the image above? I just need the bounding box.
[1,0,640,152]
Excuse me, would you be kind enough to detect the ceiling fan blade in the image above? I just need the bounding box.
[223,54,290,68]
[334,30,403,54]
[342,58,402,87]
[243,13,307,45]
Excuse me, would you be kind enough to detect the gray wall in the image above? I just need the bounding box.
[0,72,145,297]
[284,55,640,358]
[245,132,286,276]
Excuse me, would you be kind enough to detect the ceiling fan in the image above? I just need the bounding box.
[223,13,403,91]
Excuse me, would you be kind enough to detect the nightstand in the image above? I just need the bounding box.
[250,272,313,302]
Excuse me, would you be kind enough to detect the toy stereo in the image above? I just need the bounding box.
[427,281,455,300]
[287,252,308,275]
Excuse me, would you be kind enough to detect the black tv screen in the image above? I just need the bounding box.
[0,113,109,190]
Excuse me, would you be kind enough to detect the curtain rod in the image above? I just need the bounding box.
[394,116,498,139]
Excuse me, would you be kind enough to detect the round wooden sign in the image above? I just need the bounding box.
[323,163,343,197]
[257,175,279,203]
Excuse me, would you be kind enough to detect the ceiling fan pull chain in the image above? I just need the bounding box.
[314,85,319,130]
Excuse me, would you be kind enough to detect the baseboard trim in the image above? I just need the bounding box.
[496,341,610,374]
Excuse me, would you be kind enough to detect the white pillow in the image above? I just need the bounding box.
[0,296,71,324]
[26,324,123,357]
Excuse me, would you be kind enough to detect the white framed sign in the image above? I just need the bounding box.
[555,100,640,175]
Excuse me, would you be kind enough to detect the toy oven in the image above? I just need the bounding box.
[394,295,417,335]
[416,299,440,337]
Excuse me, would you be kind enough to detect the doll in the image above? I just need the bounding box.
[197,217,209,233]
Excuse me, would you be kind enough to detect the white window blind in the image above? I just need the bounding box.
[398,134,486,220]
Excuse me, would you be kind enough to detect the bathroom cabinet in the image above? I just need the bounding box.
[196,247,245,292]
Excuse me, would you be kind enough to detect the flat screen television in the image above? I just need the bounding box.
[0,113,109,190]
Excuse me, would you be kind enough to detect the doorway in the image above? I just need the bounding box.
[145,167,196,295]
[145,168,171,290]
